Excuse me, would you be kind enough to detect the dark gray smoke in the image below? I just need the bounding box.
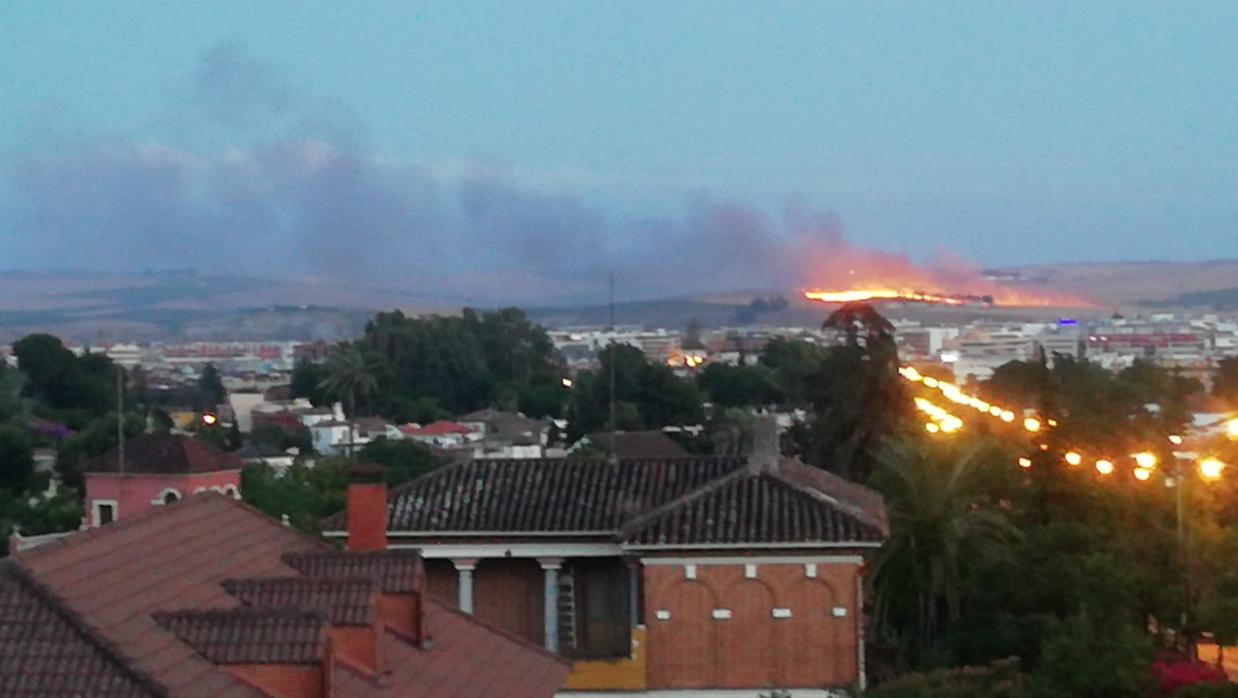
[1,40,917,305]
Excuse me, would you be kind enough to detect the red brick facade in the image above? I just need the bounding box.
[643,560,861,690]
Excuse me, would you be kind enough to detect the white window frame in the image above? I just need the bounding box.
[152,488,182,505]
[92,499,119,527]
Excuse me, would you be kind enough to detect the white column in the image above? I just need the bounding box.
[539,557,563,652]
[452,558,478,614]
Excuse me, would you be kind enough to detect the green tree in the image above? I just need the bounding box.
[697,363,781,408]
[240,460,349,533]
[197,363,227,409]
[290,358,333,406]
[1213,357,1238,407]
[358,438,445,487]
[0,424,35,492]
[13,334,120,415]
[869,438,1019,662]
[319,345,382,418]
[566,344,704,437]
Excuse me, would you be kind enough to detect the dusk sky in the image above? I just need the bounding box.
[3,1,1237,301]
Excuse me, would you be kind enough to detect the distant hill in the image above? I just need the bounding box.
[2,260,1237,341]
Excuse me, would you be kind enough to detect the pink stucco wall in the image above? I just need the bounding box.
[84,471,241,527]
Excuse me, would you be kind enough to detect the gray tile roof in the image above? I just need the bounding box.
[367,457,746,533]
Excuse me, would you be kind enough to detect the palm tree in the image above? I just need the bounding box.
[318,345,381,456]
[869,438,1020,660]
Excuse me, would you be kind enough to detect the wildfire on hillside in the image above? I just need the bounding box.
[803,284,1090,308]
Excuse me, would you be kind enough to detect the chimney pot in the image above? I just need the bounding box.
[346,463,388,552]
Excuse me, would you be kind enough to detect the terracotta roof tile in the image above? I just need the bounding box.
[153,608,326,665]
[11,494,568,697]
[282,550,421,594]
[222,577,376,626]
[0,564,163,697]
[84,433,244,474]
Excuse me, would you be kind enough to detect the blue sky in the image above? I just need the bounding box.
[2,1,1237,300]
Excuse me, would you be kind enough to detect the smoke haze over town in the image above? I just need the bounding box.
[4,4,1238,305]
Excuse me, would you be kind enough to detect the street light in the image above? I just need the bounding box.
[1200,457,1226,481]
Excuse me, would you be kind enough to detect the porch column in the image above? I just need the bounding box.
[625,557,641,627]
[538,557,563,652]
[452,558,478,614]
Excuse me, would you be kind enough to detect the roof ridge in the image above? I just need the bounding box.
[615,466,751,541]
[4,562,170,697]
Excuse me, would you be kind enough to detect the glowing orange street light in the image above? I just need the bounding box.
[989,406,1003,417]
[1132,452,1158,469]
[201,413,218,426]
[1023,417,1042,433]
[1200,457,1226,481]
[1017,457,1032,469]
[925,422,940,434]
[1169,435,1183,446]
[1000,411,1016,423]
[923,377,940,388]
[1226,418,1238,440]
[1096,459,1115,475]
[561,377,574,388]
[1134,468,1152,481]
[1064,451,1083,466]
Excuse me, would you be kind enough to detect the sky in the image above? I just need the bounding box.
[2,1,1237,303]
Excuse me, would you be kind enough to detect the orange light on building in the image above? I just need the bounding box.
[1132,452,1158,469]
[1017,457,1032,468]
[1169,435,1183,446]
[1133,468,1152,481]
[925,422,940,434]
[1095,459,1114,475]
[201,413,218,426]
[1023,417,1041,433]
[1000,411,1015,423]
[1064,451,1083,466]
[1226,418,1238,440]
[989,406,1003,417]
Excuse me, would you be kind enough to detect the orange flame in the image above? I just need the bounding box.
[804,289,969,305]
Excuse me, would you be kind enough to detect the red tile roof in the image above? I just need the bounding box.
[222,578,376,626]
[11,494,569,697]
[84,433,245,474]
[282,550,420,594]
[0,563,162,697]
[153,608,326,665]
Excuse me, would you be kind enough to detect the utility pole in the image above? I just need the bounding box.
[607,271,617,464]
[117,364,126,475]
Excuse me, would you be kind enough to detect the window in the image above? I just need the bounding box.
[92,500,118,527]
[565,558,632,659]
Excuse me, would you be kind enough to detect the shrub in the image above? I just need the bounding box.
[1175,683,1238,698]
[866,657,1022,698]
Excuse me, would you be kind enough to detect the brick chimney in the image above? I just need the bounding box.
[346,463,388,552]
[748,415,780,473]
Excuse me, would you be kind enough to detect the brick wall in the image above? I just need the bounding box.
[643,560,860,690]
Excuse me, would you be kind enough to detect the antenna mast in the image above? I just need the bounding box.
[607,271,617,463]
